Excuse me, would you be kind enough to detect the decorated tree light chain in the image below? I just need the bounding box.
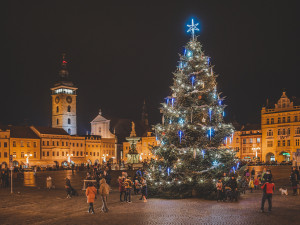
[147,18,238,198]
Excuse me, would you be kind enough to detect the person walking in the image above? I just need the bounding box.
[249,178,254,193]
[261,179,275,212]
[86,183,97,214]
[251,168,256,178]
[216,179,223,202]
[46,176,53,190]
[140,177,148,202]
[261,168,267,184]
[99,178,110,213]
[254,177,259,190]
[290,171,298,196]
[124,176,133,203]
[118,176,125,202]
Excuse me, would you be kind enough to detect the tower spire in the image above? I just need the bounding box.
[59,53,69,80]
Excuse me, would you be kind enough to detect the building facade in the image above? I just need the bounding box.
[261,92,300,162]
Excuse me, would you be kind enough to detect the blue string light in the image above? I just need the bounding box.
[202,150,205,158]
[178,130,183,143]
[191,76,195,86]
[167,167,170,176]
[209,108,212,121]
[223,111,225,117]
[171,98,175,107]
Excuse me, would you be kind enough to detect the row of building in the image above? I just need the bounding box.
[1,54,299,167]
[225,91,300,163]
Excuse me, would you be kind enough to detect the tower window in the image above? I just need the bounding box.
[57,119,59,125]
[68,105,71,112]
[68,118,71,124]
[68,129,71,134]
[56,106,59,113]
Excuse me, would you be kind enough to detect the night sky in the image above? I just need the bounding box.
[2,0,300,134]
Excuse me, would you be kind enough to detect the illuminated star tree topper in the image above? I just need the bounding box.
[187,19,199,40]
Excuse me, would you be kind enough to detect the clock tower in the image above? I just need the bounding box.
[51,54,77,135]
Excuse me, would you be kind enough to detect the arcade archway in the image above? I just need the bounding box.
[266,152,275,162]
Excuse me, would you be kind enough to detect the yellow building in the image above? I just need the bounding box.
[261,91,300,162]
[0,125,40,167]
[0,127,12,167]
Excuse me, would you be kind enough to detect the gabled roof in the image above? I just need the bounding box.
[91,112,110,123]
[33,126,69,135]
[0,125,39,139]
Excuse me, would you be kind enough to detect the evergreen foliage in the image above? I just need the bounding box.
[147,35,238,198]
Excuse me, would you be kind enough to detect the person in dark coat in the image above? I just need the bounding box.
[251,168,256,178]
[227,176,238,201]
[290,171,298,196]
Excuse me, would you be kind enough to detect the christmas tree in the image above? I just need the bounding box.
[147,19,238,198]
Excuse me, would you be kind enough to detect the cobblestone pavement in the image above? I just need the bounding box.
[0,166,299,225]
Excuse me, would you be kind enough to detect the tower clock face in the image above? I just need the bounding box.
[66,96,72,103]
[55,96,60,103]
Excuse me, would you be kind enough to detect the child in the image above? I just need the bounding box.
[249,178,254,193]
[216,179,223,202]
[46,176,53,190]
[140,177,148,202]
[254,177,259,190]
[118,176,125,202]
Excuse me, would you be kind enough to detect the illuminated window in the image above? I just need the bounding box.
[257,138,261,143]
